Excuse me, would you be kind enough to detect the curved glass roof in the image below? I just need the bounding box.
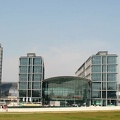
[44,76,91,82]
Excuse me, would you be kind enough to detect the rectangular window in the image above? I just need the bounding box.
[33,66,42,73]
[19,90,26,97]
[32,82,41,89]
[28,66,32,73]
[20,58,28,65]
[102,74,106,81]
[102,82,106,90]
[107,73,116,81]
[32,90,41,97]
[92,56,101,65]
[102,65,106,72]
[20,66,27,73]
[29,58,32,65]
[92,65,101,72]
[92,83,101,90]
[92,73,101,81]
[34,58,42,65]
[33,74,41,81]
[92,91,101,98]
[107,82,116,90]
[107,65,116,73]
[102,56,106,64]
[19,82,27,89]
[107,56,117,64]
[19,74,27,81]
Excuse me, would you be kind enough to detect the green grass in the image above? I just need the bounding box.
[0,111,120,120]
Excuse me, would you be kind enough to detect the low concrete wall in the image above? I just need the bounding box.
[1,106,120,112]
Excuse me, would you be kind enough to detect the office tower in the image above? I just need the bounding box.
[75,51,118,106]
[0,44,3,84]
[18,53,44,104]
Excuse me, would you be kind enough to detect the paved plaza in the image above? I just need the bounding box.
[1,106,120,112]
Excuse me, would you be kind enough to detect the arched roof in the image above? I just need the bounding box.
[43,76,91,82]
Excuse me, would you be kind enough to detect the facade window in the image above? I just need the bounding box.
[107,65,116,73]
[32,90,41,97]
[107,56,116,64]
[34,58,42,65]
[102,65,106,72]
[19,90,26,97]
[32,82,41,89]
[92,65,101,72]
[92,83,101,90]
[92,73,101,81]
[102,56,106,64]
[19,82,27,89]
[107,82,116,90]
[92,91,101,98]
[19,74,27,81]
[33,66,42,73]
[107,91,116,98]
[102,74,106,81]
[92,56,101,65]
[28,66,32,73]
[107,73,116,81]
[33,74,41,81]
[20,66,27,73]
[29,58,32,65]
[102,82,106,90]
[20,58,28,65]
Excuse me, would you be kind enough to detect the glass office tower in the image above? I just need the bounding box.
[0,44,3,84]
[18,53,44,104]
[75,51,118,106]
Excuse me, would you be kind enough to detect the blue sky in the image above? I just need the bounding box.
[0,0,120,82]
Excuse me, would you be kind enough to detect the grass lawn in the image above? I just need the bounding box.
[0,111,120,120]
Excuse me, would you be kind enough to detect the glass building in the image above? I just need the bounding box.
[18,53,44,104]
[75,51,118,106]
[0,44,3,84]
[0,82,17,104]
[43,76,91,107]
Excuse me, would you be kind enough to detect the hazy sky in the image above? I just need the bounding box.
[0,0,120,82]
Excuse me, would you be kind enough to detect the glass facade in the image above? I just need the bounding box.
[43,76,91,107]
[75,51,118,106]
[0,82,18,104]
[18,53,44,103]
[91,54,117,106]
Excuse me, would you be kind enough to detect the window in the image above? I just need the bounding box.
[102,74,106,81]
[102,56,106,64]
[32,82,41,89]
[92,83,101,90]
[102,82,106,90]
[19,74,27,81]
[92,56,101,65]
[33,74,41,81]
[19,82,27,89]
[107,56,117,64]
[34,58,42,65]
[102,65,106,72]
[92,65,101,72]
[92,91,101,98]
[20,66,27,73]
[33,66,42,73]
[20,58,28,65]
[108,74,116,81]
[92,73,101,81]
[107,82,116,90]
[107,65,116,73]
